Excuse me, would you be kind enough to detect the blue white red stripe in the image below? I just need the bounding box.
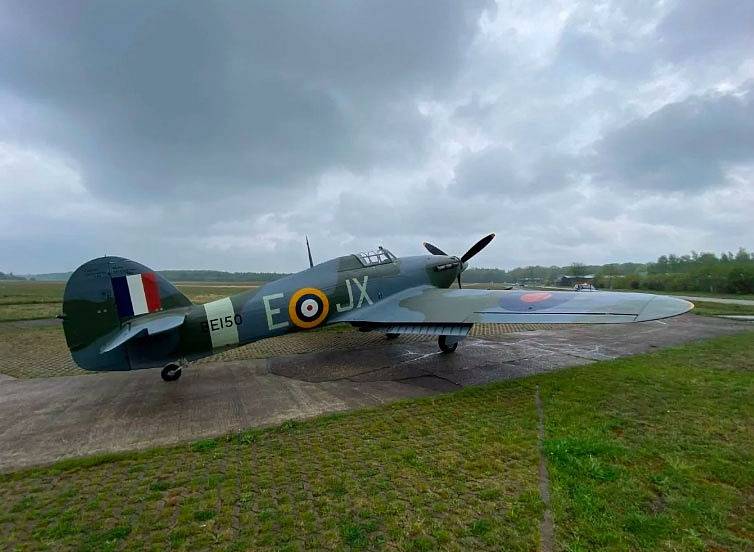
[112,273,162,317]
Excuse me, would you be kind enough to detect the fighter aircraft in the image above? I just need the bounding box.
[61,234,693,381]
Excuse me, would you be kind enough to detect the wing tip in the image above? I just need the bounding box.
[636,295,694,322]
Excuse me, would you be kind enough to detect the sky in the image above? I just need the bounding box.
[1,0,753,274]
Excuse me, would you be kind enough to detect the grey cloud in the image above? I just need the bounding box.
[591,86,754,191]
[552,22,652,82]
[451,146,576,197]
[657,0,754,62]
[2,0,754,274]
[0,1,491,202]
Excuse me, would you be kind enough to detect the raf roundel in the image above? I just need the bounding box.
[288,287,330,329]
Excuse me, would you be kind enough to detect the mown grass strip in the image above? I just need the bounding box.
[690,300,754,317]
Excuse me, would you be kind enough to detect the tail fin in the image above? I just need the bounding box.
[62,256,191,371]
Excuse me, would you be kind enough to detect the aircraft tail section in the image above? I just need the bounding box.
[62,256,192,371]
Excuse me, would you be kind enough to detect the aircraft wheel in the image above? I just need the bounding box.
[385,333,400,340]
[161,363,182,382]
[438,335,458,354]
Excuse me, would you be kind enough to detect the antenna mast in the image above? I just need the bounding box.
[305,236,314,268]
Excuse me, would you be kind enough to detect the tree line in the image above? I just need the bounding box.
[593,248,754,294]
[466,247,754,295]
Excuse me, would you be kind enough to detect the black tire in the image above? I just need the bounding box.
[161,364,182,382]
[438,335,458,354]
[385,333,400,340]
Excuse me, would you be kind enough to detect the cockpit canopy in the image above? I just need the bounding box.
[355,247,396,266]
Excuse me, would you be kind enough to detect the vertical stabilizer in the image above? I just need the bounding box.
[62,256,192,371]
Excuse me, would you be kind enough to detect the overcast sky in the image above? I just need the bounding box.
[1,0,753,273]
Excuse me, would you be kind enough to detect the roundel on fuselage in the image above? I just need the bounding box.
[288,287,330,329]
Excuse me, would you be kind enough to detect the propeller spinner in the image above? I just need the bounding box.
[423,233,495,288]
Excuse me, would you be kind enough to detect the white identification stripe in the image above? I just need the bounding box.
[204,297,239,349]
[126,274,148,316]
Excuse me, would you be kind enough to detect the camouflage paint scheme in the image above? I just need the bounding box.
[62,250,693,374]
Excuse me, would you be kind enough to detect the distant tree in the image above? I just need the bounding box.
[656,255,669,273]
[569,262,587,277]
[735,247,751,262]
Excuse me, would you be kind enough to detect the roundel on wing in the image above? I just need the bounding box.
[288,287,330,329]
[499,290,570,311]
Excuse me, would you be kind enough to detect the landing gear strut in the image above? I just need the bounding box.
[161,363,182,382]
[438,335,459,354]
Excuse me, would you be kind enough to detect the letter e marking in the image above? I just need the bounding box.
[263,293,289,330]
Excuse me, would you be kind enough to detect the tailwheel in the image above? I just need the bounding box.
[161,363,182,382]
[385,333,400,340]
[438,335,459,354]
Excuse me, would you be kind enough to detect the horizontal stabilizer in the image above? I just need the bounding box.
[100,313,186,353]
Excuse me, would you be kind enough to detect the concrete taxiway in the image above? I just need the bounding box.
[0,314,748,472]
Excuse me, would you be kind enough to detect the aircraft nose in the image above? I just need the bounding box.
[636,295,694,322]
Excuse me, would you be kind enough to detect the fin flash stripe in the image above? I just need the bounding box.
[288,287,330,329]
[112,273,161,318]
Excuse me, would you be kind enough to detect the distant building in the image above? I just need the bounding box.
[556,274,595,287]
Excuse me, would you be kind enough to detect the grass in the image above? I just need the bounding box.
[0,281,65,321]
[1,331,753,550]
[0,302,62,322]
[0,281,65,305]
[690,301,754,317]
[542,332,754,550]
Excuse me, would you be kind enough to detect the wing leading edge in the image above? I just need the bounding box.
[336,287,693,326]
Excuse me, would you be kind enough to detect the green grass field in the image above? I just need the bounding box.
[690,301,754,317]
[1,332,752,551]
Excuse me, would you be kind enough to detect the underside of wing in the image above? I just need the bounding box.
[336,287,693,326]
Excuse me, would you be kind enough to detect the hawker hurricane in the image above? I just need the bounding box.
[62,234,692,381]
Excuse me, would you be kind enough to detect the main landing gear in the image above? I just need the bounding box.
[438,335,460,354]
[161,363,182,382]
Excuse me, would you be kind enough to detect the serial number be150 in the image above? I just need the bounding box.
[201,314,243,333]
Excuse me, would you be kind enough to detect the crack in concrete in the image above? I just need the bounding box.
[395,372,462,388]
[535,385,554,552]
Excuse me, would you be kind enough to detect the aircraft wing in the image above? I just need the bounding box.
[335,287,693,327]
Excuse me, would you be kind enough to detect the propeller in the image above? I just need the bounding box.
[422,233,495,288]
[422,242,447,256]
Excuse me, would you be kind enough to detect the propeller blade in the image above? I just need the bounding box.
[423,242,447,256]
[460,233,495,263]
[457,274,462,289]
